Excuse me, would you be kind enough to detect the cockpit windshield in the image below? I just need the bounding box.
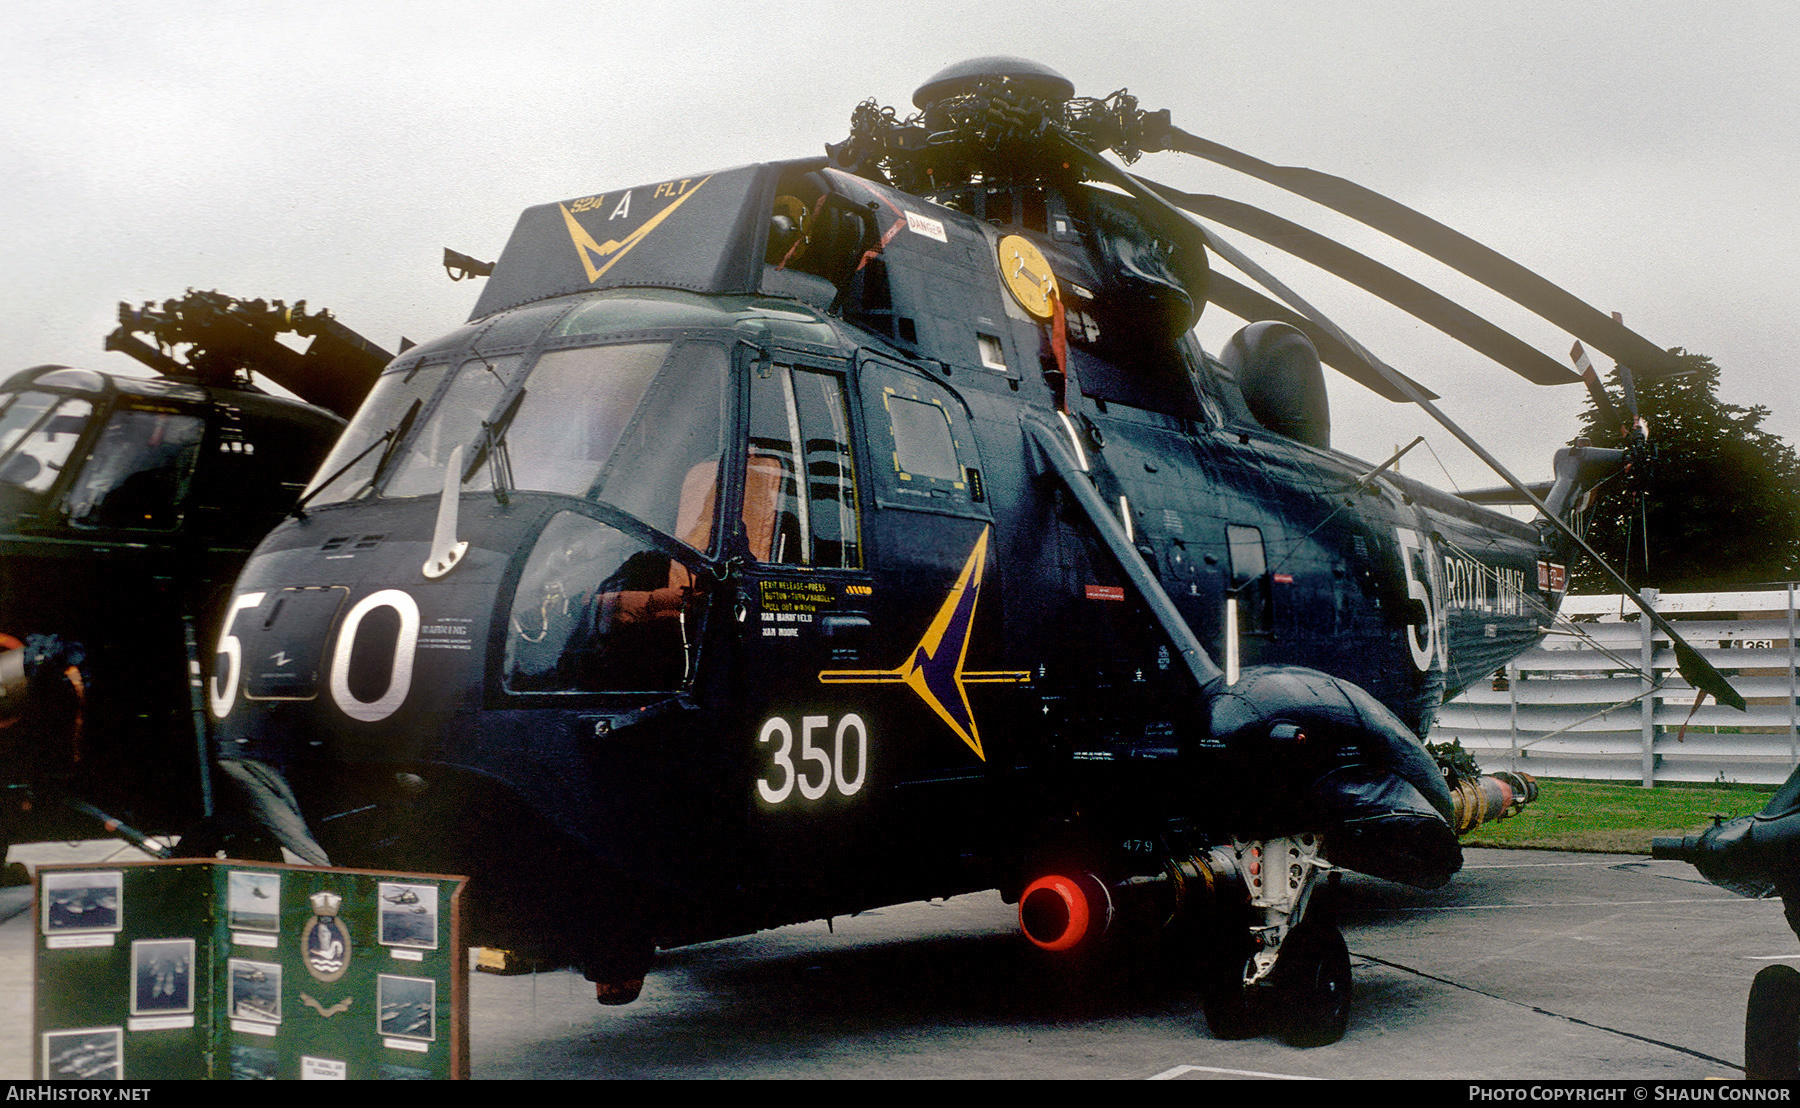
[0,390,93,513]
[64,407,206,530]
[304,336,731,555]
[384,355,520,499]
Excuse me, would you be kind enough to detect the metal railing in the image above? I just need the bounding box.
[1432,585,1800,786]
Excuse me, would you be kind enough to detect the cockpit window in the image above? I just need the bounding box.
[304,358,452,505]
[505,510,706,694]
[742,364,860,567]
[303,335,731,558]
[0,392,93,505]
[504,342,671,498]
[1,391,61,466]
[384,355,521,499]
[64,408,206,530]
[583,342,729,550]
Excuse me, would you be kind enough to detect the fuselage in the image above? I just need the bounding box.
[208,160,1565,959]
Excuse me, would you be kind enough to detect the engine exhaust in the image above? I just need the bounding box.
[1450,771,1538,834]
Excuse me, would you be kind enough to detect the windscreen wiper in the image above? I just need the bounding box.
[461,389,525,503]
[289,398,422,518]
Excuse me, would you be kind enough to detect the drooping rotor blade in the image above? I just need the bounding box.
[1151,188,1578,386]
[1457,481,1555,506]
[1607,313,1644,425]
[1056,133,1434,403]
[1061,132,1743,711]
[1163,127,1686,380]
[1204,273,1434,401]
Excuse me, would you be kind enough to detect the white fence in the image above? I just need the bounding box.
[1433,586,1800,786]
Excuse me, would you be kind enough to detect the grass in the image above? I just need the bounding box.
[1459,777,1780,854]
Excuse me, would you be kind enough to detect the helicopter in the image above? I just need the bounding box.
[200,58,1743,1046]
[0,290,386,864]
[1655,770,1800,1078]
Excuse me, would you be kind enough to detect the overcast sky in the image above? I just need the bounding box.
[4,0,1796,494]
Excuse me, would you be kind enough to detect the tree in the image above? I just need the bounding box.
[1570,350,1800,593]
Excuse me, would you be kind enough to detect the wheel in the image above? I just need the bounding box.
[1273,919,1352,1048]
[1746,964,1800,1079]
[1199,941,1266,1040]
[1201,965,1265,1040]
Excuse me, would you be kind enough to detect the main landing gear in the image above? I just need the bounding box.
[1199,834,1351,1047]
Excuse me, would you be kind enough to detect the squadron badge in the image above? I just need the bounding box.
[301,890,351,984]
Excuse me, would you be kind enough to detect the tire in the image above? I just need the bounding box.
[1273,919,1352,1048]
[1200,947,1265,1040]
[1746,964,1800,1079]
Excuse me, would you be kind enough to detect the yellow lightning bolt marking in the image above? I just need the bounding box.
[559,175,715,283]
[819,527,1029,761]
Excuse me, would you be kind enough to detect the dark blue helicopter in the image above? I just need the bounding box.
[201,59,1741,1045]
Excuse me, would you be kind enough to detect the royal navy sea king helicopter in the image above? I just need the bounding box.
[203,59,1742,1045]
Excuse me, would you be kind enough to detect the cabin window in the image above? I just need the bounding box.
[860,361,986,518]
[1227,525,1265,582]
[887,395,960,483]
[64,408,206,530]
[742,364,860,568]
[1227,524,1273,635]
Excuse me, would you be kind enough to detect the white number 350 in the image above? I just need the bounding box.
[756,714,868,804]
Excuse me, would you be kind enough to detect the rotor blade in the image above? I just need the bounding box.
[1163,127,1687,380]
[1351,348,1742,708]
[1569,342,1623,431]
[1057,134,1434,404]
[1068,131,1742,710]
[1607,313,1643,424]
[1216,252,1740,707]
[1457,481,1554,506]
[1204,273,1435,401]
[1357,348,1740,708]
[1618,362,1641,425]
[1152,188,1577,386]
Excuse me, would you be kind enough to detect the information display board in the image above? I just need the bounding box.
[33,859,467,1080]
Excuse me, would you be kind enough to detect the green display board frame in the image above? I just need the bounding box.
[33,859,468,1080]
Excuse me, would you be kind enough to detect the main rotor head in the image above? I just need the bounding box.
[829,57,1169,192]
[911,56,1075,111]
